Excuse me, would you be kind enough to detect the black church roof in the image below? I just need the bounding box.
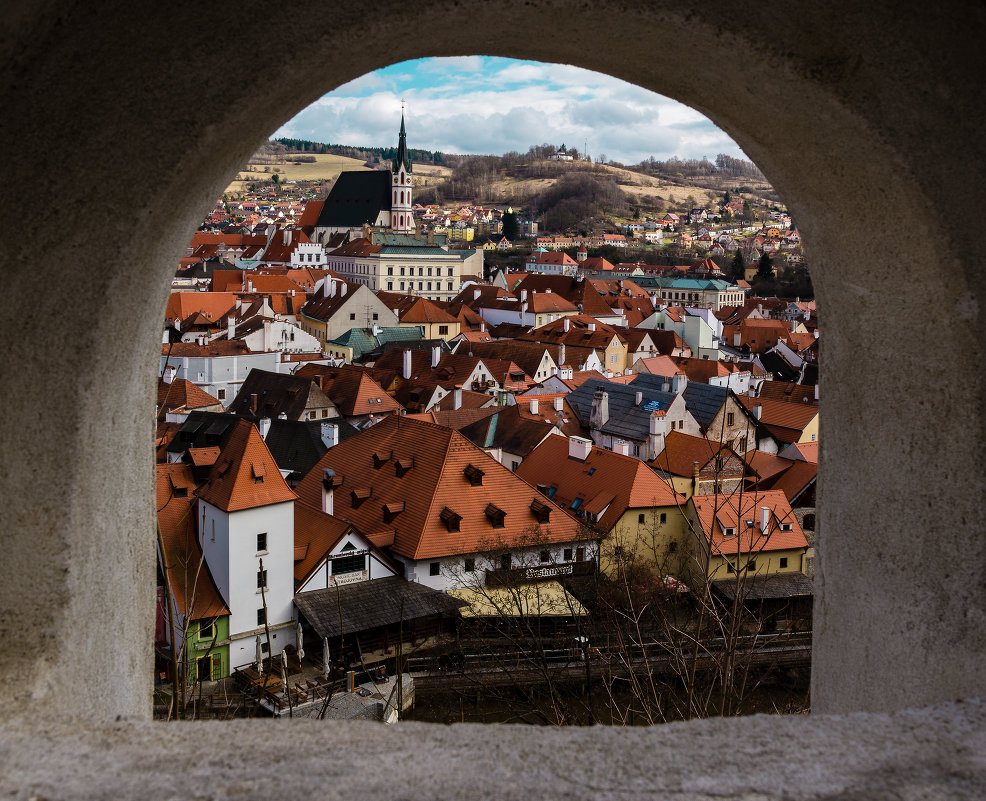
[314,170,392,229]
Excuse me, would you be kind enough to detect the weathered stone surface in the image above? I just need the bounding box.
[0,2,985,795]
[1,701,984,799]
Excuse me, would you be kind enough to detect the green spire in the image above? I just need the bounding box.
[392,112,412,174]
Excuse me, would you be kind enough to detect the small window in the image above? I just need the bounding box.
[438,325,449,335]
[638,513,645,525]
[747,560,756,571]
[575,547,585,562]
[257,608,266,626]
[256,569,267,589]
[779,557,789,568]
[372,313,379,321]
[539,550,550,563]
[668,541,678,554]
[198,620,215,641]
[660,513,667,524]
[500,553,511,571]
[429,562,441,577]
[321,409,328,418]
[217,389,226,400]
[257,533,267,553]
[724,527,736,537]
[780,523,793,531]
[613,546,624,558]
[563,548,573,561]
[350,313,356,321]
[726,412,734,426]
[464,558,475,572]
[726,563,735,574]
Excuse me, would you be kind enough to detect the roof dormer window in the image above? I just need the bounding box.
[530,498,551,524]
[439,506,462,533]
[485,503,506,529]
[350,487,371,508]
[463,463,485,486]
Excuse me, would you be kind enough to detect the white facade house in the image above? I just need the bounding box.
[200,498,297,668]
[159,348,282,405]
[290,241,328,268]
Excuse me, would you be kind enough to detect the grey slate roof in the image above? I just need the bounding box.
[314,171,392,229]
[264,418,359,477]
[567,377,675,441]
[168,411,242,455]
[711,571,813,601]
[294,577,468,639]
[677,380,729,431]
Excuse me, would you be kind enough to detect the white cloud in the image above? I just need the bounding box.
[273,57,749,164]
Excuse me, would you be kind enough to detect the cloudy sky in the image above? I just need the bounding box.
[273,56,746,166]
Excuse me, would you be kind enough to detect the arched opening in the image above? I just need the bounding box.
[2,4,984,768]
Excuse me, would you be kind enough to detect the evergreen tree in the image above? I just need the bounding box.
[501,210,519,240]
[731,250,745,280]
[756,252,775,280]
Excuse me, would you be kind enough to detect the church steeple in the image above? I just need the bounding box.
[390,107,414,234]
[392,111,412,174]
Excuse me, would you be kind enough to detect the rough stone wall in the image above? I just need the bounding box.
[0,0,983,735]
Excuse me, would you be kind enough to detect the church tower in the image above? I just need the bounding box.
[391,111,414,234]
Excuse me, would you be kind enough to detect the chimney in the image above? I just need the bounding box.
[588,322,596,332]
[760,506,770,535]
[163,366,177,384]
[520,290,528,303]
[415,227,422,240]
[814,384,820,402]
[402,349,412,380]
[362,223,370,240]
[791,320,797,332]
[673,373,687,394]
[227,315,236,340]
[340,282,348,297]
[473,289,481,301]
[161,329,170,345]
[589,388,609,429]
[247,279,254,292]
[453,385,463,410]
[321,468,336,515]
[258,417,271,439]
[648,410,668,455]
[427,229,434,245]
[320,422,339,449]
[568,436,592,462]
[480,321,486,332]
[283,230,292,246]
[371,323,381,336]
[278,412,287,419]
[553,396,563,412]
[558,343,566,366]
[635,391,643,406]
[753,402,762,419]
[614,440,630,456]
[249,393,258,414]
[733,332,741,347]
[563,317,570,333]
[529,398,539,415]
[431,344,441,368]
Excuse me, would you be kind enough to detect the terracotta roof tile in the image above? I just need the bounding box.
[294,416,584,561]
[691,489,808,557]
[197,419,297,512]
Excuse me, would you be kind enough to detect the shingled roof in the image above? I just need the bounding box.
[197,419,297,512]
[313,170,392,229]
[567,376,676,441]
[294,576,466,639]
[294,415,583,561]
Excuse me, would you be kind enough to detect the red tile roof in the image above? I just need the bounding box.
[197,420,297,512]
[691,489,808,557]
[517,436,682,532]
[294,416,584,560]
[156,464,229,621]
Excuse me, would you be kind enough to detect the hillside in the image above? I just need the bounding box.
[231,138,782,232]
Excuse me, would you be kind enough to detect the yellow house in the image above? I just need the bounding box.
[739,396,820,445]
[515,435,691,578]
[687,489,809,581]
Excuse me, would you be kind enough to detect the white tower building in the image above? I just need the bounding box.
[391,112,415,234]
